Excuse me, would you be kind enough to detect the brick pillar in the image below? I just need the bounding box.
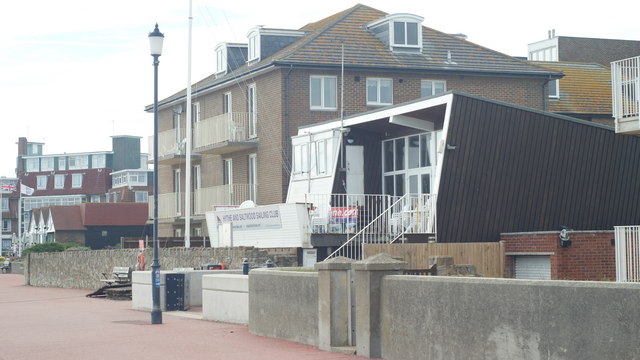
[353,253,407,358]
[315,256,354,352]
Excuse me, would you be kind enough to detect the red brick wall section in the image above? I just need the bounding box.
[502,231,616,281]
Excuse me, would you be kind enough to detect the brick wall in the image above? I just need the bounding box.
[502,231,615,281]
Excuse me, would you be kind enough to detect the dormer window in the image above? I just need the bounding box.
[367,14,424,53]
[247,27,261,62]
[215,44,227,74]
[393,21,419,47]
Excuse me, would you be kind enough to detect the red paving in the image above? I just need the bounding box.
[0,274,371,360]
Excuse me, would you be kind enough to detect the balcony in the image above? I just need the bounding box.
[148,130,201,165]
[150,184,256,220]
[612,56,640,134]
[193,112,258,155]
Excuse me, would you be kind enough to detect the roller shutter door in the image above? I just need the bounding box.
[515,256,551,280]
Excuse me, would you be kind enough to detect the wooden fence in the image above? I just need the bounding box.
[363,242,505,278]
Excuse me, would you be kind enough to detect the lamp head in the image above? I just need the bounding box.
[148,23,164,56]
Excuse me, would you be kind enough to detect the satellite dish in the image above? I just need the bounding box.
[239,200,256,209]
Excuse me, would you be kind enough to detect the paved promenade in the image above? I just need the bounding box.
[0,274,371,360]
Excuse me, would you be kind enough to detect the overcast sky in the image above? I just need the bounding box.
[0,0,638,177]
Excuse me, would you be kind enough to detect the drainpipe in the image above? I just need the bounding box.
[543,75,551,112]
[284,65,294,201]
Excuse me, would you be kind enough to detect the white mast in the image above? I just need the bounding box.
[184,0,193,248]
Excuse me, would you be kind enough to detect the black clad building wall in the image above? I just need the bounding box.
[437,94,640,243]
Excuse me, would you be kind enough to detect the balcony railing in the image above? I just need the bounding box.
[148,129,186,162]
[150,184,256,219]
[323,193,437,261]
[193,112,257,154]
[612,56,640,134]
[194,184,256,215]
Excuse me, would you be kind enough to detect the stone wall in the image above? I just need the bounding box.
[380,276,640,360]
[25,247,297,289]
[248,268,318,346]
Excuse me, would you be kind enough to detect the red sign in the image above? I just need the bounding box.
[330,207,358,223]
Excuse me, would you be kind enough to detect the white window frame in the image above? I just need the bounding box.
[54,174,65,189]
[391,20,421,48]
[248,154,257,202]
[193,102,201,123]
[174,169,182,216]
[310,76,338,110]
[25,158,39,172]
[91,195,101,203]
[367,78,393,106]
[248,30,260,62]
[37,175,48,190]
[2,219,10,232]
[135,191,149,203]
[92,154,106,169]
[548,79,559,99]
[248,84,257,138]
[215,45,227,74]
[58,157,66,171]
[71,174,83,189]
[68,156,89,170]
[41,157,54,171]
[1,198,8,212]
[293,144,309,174]
[223,92,232,115]
[223,159,233,185]
[421,80,447,98]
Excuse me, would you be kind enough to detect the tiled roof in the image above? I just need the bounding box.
[20,169,111,196]
[532,61,612,115]
[48,206,85,231]
[80,203,148,226]
[157,4,559,107]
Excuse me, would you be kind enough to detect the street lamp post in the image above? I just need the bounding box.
[149,23,164,325]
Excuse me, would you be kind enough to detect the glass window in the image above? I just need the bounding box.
[316,140,327,174]
[58,157,66,170]
[216,47,226,74]
[248,84,257,137]
[54,174,65,189]
[37,175,47,190]
[2,219,10,232]
[193,102,201,123]
[1,198,8,211]
[549,79,559,98]
[92,154,106,169]
[383,141,394,172]
[310,76,337,110]
[135,191,149,203]
[41,158,54,171]
[248,33,260,61]
[393,21,419,46]
[248,154,257,202]
[91,195,101,203]
[223,160,232,185]
[367,78,393,105]
[69,156,89,170]
[71,174,83,188]
[25,158,39,172]
[394,139,405,171]
[421,80,446,97]
[420,134,432,167]
[408,136,420,169]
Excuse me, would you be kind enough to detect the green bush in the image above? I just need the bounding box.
[65,246,91,251]
[22,242,66,255]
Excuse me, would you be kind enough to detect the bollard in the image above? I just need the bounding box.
[242,258,249,275]
[266,259,274,268]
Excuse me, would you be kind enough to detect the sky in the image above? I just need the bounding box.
[0,0,638,177]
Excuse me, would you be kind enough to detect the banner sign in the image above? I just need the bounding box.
[216,204,282,231]
[330,207,358,224]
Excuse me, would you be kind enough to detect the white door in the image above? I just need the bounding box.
[346,145,364,205]
[515,256,551,280]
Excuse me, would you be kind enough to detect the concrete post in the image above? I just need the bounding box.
[315,256,354,352]
[353,253,407,358]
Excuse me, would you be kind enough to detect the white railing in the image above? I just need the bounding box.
[194,184,256,215]
[615,225,640,282]
[315,193,436,260]
[149,192,183,220]
[612,56,640,127]
[148,129,186,160]
[194,112,250,149]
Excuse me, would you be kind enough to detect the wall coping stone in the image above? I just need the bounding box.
[501,230,614,236]
[315,256,355,271]
[353,253,407,271]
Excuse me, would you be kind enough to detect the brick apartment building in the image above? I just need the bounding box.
[148,4,560,238]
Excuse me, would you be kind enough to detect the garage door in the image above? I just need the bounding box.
[515,256,551,280]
